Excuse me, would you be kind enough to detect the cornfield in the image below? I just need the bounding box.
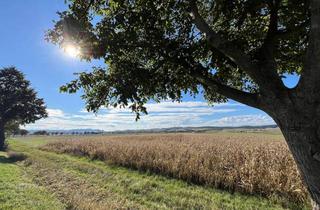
[42,132,308,204]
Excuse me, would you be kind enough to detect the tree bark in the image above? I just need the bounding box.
[276,116,320,210]
[0,123,5,151]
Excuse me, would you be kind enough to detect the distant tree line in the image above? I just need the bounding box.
[4,127,104,136]
[33,131,103,136]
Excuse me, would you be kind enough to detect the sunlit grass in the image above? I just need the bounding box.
[0,151,64,210]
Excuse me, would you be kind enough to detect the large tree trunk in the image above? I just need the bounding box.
[0,123,5,151]
[276,116,320,210]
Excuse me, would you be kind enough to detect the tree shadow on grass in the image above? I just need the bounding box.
[0,156,16,163]
[0,152,27,163]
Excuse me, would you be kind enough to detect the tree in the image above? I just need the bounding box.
[0,67,47,150]
[33,130,49,136]
[19,129,29,136]
[4,121,20,136]
[4,122,29,137]
[47,0,320,208]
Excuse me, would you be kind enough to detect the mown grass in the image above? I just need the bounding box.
[0,151,64,210]
[41,133,308,206]
[6,136,307,210]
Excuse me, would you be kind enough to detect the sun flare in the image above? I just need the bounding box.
[64,44,80,58]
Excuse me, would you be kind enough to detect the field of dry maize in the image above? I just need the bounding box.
[42,132,308,204]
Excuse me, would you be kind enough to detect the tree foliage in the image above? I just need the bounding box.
[4,121,20,136]
[0,67,47,130]
[47,0,309,117]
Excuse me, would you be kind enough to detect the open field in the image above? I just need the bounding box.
[0,132,310,209]
[42,132,308,205]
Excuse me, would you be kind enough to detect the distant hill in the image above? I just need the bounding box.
[104,125,278,134]
[28,125,278,135]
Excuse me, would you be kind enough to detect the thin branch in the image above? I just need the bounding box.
[79,0,95,20]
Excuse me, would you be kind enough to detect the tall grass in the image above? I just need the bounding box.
[42,133,308,204]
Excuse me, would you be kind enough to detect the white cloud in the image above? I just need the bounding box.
[47,109,65,117]
[25,101,275,131]
[97,101,241,114]
[206,115,274,127]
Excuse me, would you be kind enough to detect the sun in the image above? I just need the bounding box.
[64,44,80,58]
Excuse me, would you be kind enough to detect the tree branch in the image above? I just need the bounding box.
[189,1,260,85]
[189,0,286,95]
[298,0,320,96]
[265,0,280,44]
[256,0,287,93]
[193,72,260,109]
[179,56,261,108]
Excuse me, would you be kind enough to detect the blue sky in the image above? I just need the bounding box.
[0,1,299,131]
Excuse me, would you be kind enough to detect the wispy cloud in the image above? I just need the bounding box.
[85,101,242,114]
[26,101,274,131]
[205,115,274,127]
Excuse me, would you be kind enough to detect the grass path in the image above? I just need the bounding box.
[0,151,64,210]
[0,137,308,210]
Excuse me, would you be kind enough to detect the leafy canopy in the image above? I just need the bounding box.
[0,67,47,125]
[47,0,309,117]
